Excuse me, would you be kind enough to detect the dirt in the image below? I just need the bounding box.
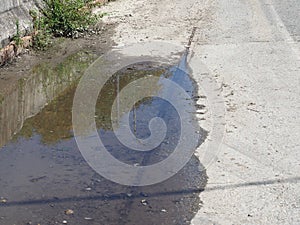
[0,22,115,97]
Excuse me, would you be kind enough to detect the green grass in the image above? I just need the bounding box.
[30,0,101,50]
[0,94,4,105]
[12,20,23,46]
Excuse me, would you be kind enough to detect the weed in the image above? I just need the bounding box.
[30,9,52,50]
[30,0,101,49]
[0,94,4,105]
[12,20,23,46]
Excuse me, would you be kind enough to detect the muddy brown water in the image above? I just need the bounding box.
[0,61,207,225]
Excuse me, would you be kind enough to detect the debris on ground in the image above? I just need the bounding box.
[141,199,148,206]
[65,209,74,215]
[84,217,93,221]
[0,198,7,203]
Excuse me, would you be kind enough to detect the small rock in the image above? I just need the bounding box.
[0,198,7,203]
[85,187,92,191]
[65,209,74,215]
[141,199,148,206]
[140,192,148,197]
[62,220,68,224]
[161,209,167,213]
[84,217,93,221]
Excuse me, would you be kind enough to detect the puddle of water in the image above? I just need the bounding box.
[0,50,98,148]
[0,62,207,225]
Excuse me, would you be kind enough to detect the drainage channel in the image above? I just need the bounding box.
[0,58,207,225]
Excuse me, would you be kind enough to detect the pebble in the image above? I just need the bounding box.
[140,192,148,197]
[65,209,74,215]
[141,199,148,206]
[0,198,7,203]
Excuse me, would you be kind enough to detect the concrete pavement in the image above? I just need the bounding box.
[98,0,300,224]
[191,0,300,224]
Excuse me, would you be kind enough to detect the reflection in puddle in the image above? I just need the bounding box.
[0,63,207,225]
